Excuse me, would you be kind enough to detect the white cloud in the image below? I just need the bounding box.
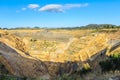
[64,3,89,9]
[64,4,81,9]
[28,4,40,9]
[21,8,27,11]
[39,3,89,12]
[39,4,63,12]
[17,3,88,13]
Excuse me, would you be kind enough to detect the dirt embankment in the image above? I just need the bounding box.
[0,31,27,53]
[0,30,120,79]
[0,31,50,79]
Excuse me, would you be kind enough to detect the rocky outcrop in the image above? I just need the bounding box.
[1,31,120,79]
[0,41,50,79]
[0,31,27,53]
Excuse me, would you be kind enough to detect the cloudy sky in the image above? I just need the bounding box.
[0,0,120,28]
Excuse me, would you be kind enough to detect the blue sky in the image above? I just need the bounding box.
[0,0,120,28]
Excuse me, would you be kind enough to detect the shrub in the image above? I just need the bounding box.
[0,75,16,80]
[58,74,76,80]
[99,54,120,72]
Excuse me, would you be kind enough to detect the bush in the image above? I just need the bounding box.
[58,74,76,80]
[80,67,91,75]
[99,54,120,72]
[0,75,16,80]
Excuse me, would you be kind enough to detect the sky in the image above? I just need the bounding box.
[0,0,120,28]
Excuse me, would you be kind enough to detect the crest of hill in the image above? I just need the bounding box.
[0,30,27,53]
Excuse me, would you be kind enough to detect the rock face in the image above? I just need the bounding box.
[0,31,27,53]
[1,30,120,79]
[0,41,50,79]
[0,40,80,78]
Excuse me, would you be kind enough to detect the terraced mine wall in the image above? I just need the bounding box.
[1,30,120,79]
[1,41,120,78]
[0,41,50,79]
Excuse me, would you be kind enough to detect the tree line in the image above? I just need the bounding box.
[0,24,120,30]
[58,24,120,30]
